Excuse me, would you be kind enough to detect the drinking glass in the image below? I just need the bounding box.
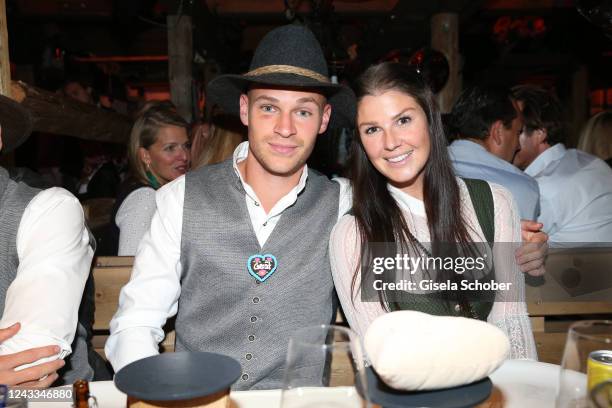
[556,320,612,408]
[280,324,370,408]
[590,380,612,408]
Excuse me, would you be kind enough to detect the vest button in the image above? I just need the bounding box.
[254,201,260,206]
[248,335,255,342]
[245,353,253,360]
[263,221,268,226]
[253,297,260,304]
[241,373,249,381]
[454,304,462,312]
[250,316,258,323]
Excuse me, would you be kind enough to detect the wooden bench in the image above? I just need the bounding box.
[92,251,612,366]
[92,256,175,359]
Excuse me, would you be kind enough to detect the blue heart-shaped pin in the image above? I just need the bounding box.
[247,254,278,282]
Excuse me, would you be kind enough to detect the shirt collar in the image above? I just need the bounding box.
[450,139,489,154]
[387,183,426,217]
[524,143,566,177]
[231,141,309,199]
[449,139,526,175]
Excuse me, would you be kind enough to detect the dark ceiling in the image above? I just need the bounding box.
[5,0,612,99]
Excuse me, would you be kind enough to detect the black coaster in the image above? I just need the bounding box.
[366,366,493,408]
[114,352,242,401]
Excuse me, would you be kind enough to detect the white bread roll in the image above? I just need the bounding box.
[364,310,510,390]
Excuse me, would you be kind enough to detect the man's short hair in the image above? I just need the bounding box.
[447,85,518,141]
[512,85,565,146]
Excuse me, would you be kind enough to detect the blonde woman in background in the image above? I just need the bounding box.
[190,113,246,169]
[108,100,190,255]
[578,110,612,167]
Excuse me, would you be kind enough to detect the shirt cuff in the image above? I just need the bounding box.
[105,327,162,372]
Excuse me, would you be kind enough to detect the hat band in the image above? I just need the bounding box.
[244,65,330,84]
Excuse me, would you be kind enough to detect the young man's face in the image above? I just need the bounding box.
[239,87,331,178]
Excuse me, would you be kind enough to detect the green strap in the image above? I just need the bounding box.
[462,178,495,245]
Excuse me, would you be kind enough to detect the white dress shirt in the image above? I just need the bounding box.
[106,142,350,371]
[0,187,93,367]
[525,144,612,245]
[449,140,541,221]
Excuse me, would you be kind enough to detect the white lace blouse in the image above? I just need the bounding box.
[329,178,538,360]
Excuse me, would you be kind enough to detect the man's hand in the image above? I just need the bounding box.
[0,323,64,388]
[515,220,548,277]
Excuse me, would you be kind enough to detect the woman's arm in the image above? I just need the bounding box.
[330,216,386,341]
[116,187,157,256]
[487,183,538,360]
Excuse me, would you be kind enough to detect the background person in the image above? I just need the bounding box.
[446,85,540,222]
[577,110,612,168]
[108,100,190,256]
[512,86,612,245]
[190,113,246,170]
[0,95,93,385]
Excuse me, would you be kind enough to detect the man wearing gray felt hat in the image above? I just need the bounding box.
[106,24,355,390]
[0,95,94,386]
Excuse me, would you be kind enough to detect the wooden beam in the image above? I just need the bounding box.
[10,81,132,143]
[205,0,398,15]
[431,12,461,113]
[569,65,588,148]
[167,15,193,123]
[0,0,10,96]
[74,55,169,63]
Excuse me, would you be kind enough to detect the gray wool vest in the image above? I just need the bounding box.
[0,167,93,384]
[178,159,339,390]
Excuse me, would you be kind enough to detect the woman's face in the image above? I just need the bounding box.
[357,89,431,199]
[140,125,190,185]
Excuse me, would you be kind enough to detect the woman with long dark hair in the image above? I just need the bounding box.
[330,62,536,359]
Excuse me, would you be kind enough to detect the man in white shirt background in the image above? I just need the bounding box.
[0,95,94,386]
[512,86,612,245]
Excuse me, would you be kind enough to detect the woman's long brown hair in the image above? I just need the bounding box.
[350,62,478,316]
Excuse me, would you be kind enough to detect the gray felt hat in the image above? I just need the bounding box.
[207,24,355,129]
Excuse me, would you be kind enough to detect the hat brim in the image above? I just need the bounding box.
[0,95,32,153]
[207,73,355,129]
